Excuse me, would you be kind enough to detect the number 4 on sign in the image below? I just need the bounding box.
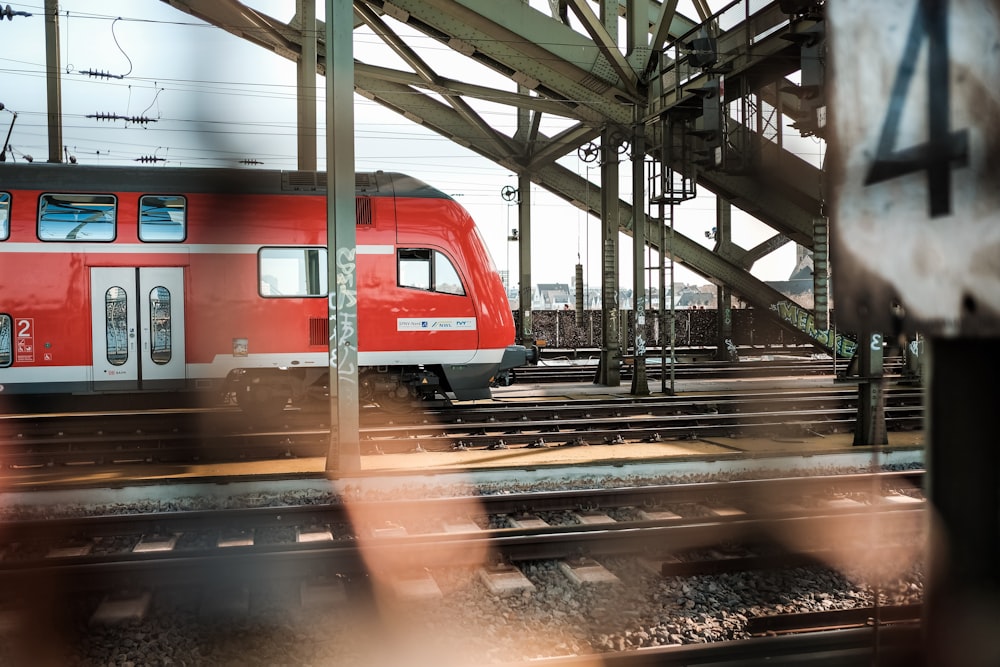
[864,0,969,218]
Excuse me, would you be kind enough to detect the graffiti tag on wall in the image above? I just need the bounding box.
[772,300,857,358]
[329,246,358,382]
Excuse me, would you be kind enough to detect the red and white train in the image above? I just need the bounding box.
[0,164,534,413]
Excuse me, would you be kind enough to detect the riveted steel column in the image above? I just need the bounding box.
[595,129,620,386]
[629,110,648,396]
[517,173,533,347]
[325,0,359,474]
[296,0,318,170]
[717,286,736,360]
[593,0,621,387]
[715,198,735,361]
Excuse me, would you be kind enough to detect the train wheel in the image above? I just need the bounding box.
[375,387,415,414]
[492,370,515,387]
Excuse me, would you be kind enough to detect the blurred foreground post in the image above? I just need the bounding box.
[325,0,359,473]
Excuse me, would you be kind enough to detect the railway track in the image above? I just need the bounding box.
[0,386,923,472]
[0,470,926,665]
[515,355,909,384]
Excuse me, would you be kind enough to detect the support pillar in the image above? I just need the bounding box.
[517,177,533,348]
[296,0,318,171]
[630,110,648,396]
[513,79,534,348]
[925,338,1000,667]
[713,197,736,361]
[324,0,359,474]
[853,330,886,446]
[595,129,620,386]
[44,0,62,163]
[717,285,737,361]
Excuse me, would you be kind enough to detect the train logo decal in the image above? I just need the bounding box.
[397,318,477,331]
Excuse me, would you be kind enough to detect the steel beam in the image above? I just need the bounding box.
[595,130,621,387]
[296,0,318,171]
[564,0,640,99]
[629,111,649,395]
[44,0,62,163]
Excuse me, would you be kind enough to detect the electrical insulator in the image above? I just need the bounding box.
[1,5,32,19]
[80,69,124,80]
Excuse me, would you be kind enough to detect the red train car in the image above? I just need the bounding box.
[0,164,534,413]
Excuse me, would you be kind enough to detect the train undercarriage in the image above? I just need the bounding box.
[222,344,535,416]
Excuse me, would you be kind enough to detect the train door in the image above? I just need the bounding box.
[90,267,186,391]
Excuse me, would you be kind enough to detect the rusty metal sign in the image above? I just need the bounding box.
[828,0,1000,336]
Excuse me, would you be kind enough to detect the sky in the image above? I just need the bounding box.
[0,0,810,290]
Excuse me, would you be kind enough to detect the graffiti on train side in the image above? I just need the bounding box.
[772,301,857,358]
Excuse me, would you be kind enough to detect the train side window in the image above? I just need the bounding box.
[259,247,328,297]
[398,248,465,295]
[0,192,10,241]
[105,286,129,366]
[139,195,186,242]
[38,193,116,241]
[0,314,11,367]
[149,287,172,364]
[398,249,432,290]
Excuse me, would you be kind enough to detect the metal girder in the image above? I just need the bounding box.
[563,0,641,99]
[356,63,587,120]
[373,0,638,122]
[354,72,525,167]
[741,233,791,270]
[614,0,697,40]
[695,165,817,248]
[691,0,713,21]
[524,123,600,170]
[354,2,518,156]
[160,0,308,61]
[647,0,683,67]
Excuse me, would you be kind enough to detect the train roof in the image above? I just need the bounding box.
[0,163,451,199]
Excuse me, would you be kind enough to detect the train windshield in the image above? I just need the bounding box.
[473,227,499,272]
[38,193,116,241]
